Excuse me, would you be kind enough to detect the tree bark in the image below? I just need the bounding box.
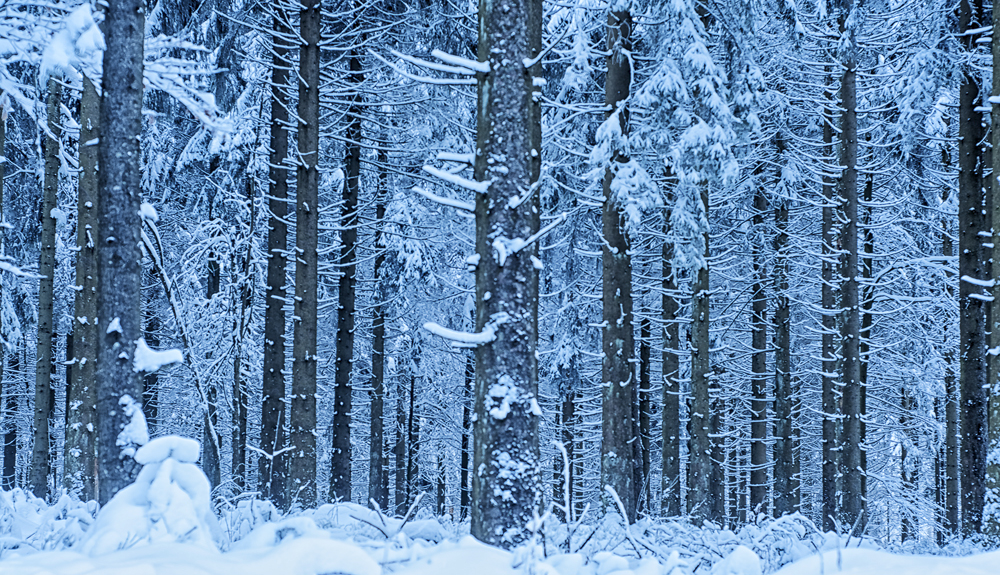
[600,7,636,524]
[367,151,387,511]
[460,351,473,519]
[957,0,988,534]
[96,0,145,505]
[231,180,254,491]
[821,74,839,532]
[773,137,794,517]
[394,377,407,515]
[661,201,681,517]
[259,8,291,510]
[331,35,362,503]
[750,185,767,515]
[689,186,713,521]
[837,5,863,527]
[471,0,542,544]
[2,353,15,491]
[638,314,651,514]
[31,77,61,500]
[987,0,1000,532]
[142,310,159,435]
[290,0,321,508]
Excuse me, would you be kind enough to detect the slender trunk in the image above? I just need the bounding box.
[331,26,363,504]
[290,0,321,507]
[97,0,145,504]
[368,153,387,511]
[859,161,873,517]
[600,7,635,523]
[710,368,725,522]
[66,75,99,501]
[260,9,291,510]
[773,136,794,516]
[639,314,651,513]
[837,8,863,527]
[750,186,767,514]
[0,97,9,491]
[958,0,987,534]
[231,181,254,490]
[661,203,681,517]
[31,77,61,499]
[203,252,221,488]
[2,353,16,491]
[142,311,159,435]
[436,453,445,515]
[688,187,713,521]
[821,74,839,531]
[901,385,915,540]
[460,351,472,519]
[407,371,419,505]
[394,378,407,515]
[471,0,542,545]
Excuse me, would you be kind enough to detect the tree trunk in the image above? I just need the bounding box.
[2,352,15,491]
[30,77,61,500]
[259,8,291,510]
[0,96,9,492]
[331,36,362,503]
[290,0,321,508]
[773,136,794,516]
[750,186,767,515]
[859,158,873,520]
[394,378,407,515]
[957,0,988,534]
[837,7,863,527]
[231,180,254,491]
[460,351,473,519]
[821,74,839,532]
[97,0,145,505]
[203,251,221,488]
[661,202,681,517]
[600,7,636,524]
[142,311,159,435]
[638,314,651,514]
[407,370,419,505]
[987,0,1000,532]
[368,151,387,511]
[901,385,915,540]
[689,186,713,521]
[470,0,542,546]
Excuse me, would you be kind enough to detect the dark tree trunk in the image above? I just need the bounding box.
[203,252,221,489]
[957,0,987,535]
[231,181,254,491]
[97,0,145,505]
[988,0,1000,532]
[407,371,419,505]
[901,385,916,540]
[259,8,291,510]
[470,0,542,546]
[821,76,839,532]
[2,353,15,491]
[142,311,159,435]
[66,75,99,501]
[460,352,473,519]
[773,135,794,516]
[661,204,681,517]
[368,154,387,511]
[600,7,636,524]
[638,314,651,514]
[750,187,767,515]
[394,378,407,515]
[859,161,873,517]
[31,76,61,500]
[290,0,321,507]
[688,187,713,521]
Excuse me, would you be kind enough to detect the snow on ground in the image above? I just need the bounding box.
[0,436,995,575]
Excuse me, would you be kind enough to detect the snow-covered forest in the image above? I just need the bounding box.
[2,0,1000,572]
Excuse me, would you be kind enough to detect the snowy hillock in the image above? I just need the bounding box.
[0,441,992,575]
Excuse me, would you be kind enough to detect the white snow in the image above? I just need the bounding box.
[106,317,122,335]
[139,202,160,223]
[135,436,200,465]
[774,548,1000,575]
[116,394,149,458]
[133,336,183,372]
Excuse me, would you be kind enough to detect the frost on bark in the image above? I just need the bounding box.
[957,0,987,535]
[259,8,291,510]
[600,7,635,524]
[290,0,321,508]
[470,0,542,547]
[772,138,795,516]
[820,76,839,532]
[66,75,100,501]
[688,187,713,521]
[331,30,363,502]
[0,98,11,493]
[750,185,767,514]
[661,196,681,517]
[368,146,388,511]
[96,0,145,505]
[986,0,1000,533]
[31,76,61,499]
[837,0,863,528]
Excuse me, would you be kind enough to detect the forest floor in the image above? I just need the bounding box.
[0,436,992,575]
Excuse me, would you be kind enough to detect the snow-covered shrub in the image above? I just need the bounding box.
[78,436,222,555]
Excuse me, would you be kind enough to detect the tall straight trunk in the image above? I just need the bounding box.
[368,151,387,511]
[957,0,987,534]
[559,390,575,521]
[203,253,221,488]
[31,77,61,499]
[661,205,681,517]
[260,9,291,510]
[638,314,651,513]
[66,75,99,501]
[394,379,407,515]
[97,0,145,505]
[688,187,713,521]
[2,353,15,491]
[470,0,542,546]
[750,186,767,514]
[837,7,863,527]
[901,385,915,540]
[859,163,873,514]
[407,371,419,505]
[231,181,254,491]
[0,97,8,492]
[600,7,636,523]
[710,369,725,522]
[436,453,445,515]
[821,75,839,532]
[290,0,321,508]
[773,139,794,516]
[987,0,1000,533]
[331,37,363,502]
[460,351,473,519]
[142,311,159,434]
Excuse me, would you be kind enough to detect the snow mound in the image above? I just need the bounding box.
[712,545,762,575]
[78,435,221,555]
[774,547,1000,575]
